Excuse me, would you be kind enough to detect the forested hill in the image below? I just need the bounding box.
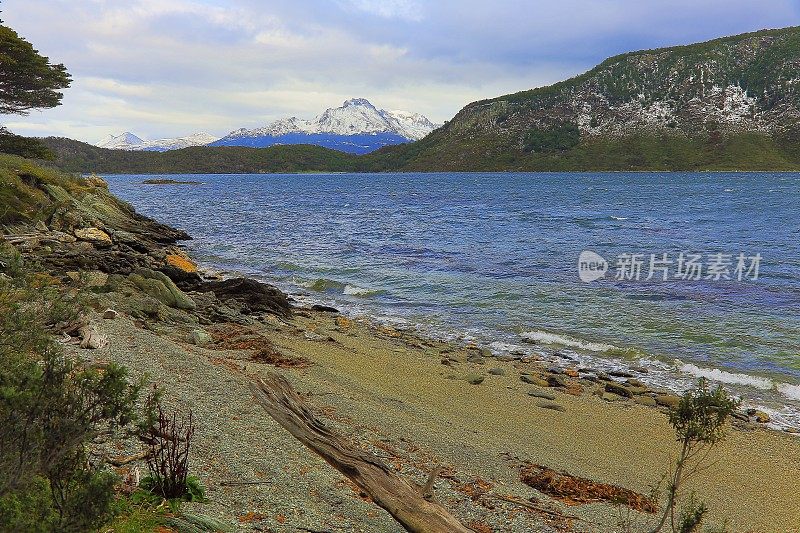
[42,27,800,173]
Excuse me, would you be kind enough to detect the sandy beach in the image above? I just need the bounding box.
[70,295,800,532]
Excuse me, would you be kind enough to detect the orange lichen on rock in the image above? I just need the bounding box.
[166,253,197,273]
[520,463,657,513]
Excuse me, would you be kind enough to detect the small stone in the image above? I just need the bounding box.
[463,373,485,385]
[608,370,634,378]
[626,378,645,388]
[102,309,118,320]
[79,325,108,350]
[602,392,624,402]
[35,220,48,232]
[547,375,569,388]
[604,382,633,398]
[488,367,506,376]
[564,368,579,378]
[536,401,566,412]
[190,329,213,346]
[634,396,658,407]
[311,304,339,313]
[521,374,549,387]
[466,350,485,364]
[440,357,452,366]
[334,316,353,330]
[748,409,771,423]
[655,394,681,408]
[528,390,556,400]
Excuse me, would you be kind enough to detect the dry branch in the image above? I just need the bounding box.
[250,373,471,533]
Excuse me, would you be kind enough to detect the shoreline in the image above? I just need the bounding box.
[191,257,800,434]
[7,165,798,531]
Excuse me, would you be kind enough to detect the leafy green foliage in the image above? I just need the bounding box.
[523,123,580,152]
[137,475,207,506]
[0,245,143,532]
[0,127,54,159]
[0,24,71,115]
[650,379,739,533]
[668,378,739,447]
[677,495,708,533]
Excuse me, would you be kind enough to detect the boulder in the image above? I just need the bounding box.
[79,325,109,350]
[129,268,196,310]
[536,401,566,412]
[196,278,291,317]
[655,394,681,408]
[488,367,506,376]
[190,329,213,346]
[634,396,658,407]
[528,390,556,400]
[74,227,113,247]
[747,408,771,424]
[521,374,549,387]
[602,392,625,402]
[102,309,118,320]
[547,374,570,388]
[84,174,109,188]
[463,373,485,385]
[604,382,634,398]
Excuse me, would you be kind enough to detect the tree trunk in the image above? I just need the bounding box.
[249,373,472,533]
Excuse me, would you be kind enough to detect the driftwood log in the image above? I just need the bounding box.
[250,373,472,533]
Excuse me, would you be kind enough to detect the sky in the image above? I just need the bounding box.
[2,0,799,143]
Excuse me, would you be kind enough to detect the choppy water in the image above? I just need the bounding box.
[106,172,800,429]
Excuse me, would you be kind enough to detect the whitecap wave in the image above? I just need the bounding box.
[677,362,773,390]
[343,284,382,296]
[777,383,800,401]
[610,215,628,221]
[521,330,616,352]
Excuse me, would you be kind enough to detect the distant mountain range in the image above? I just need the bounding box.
[95,98,439,155]
[97,132,219,152]
[51,27,800,172]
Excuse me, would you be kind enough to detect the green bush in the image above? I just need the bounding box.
[0,246,143,532]
[523,123,580,152]
[0,128,54,160]
[650,378,739,533]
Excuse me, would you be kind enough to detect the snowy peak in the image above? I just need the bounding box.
[221,98,439,142]
[314,98,397,136]
[95,132,219,152]
[384,110,438,141]
[97,132,144,150]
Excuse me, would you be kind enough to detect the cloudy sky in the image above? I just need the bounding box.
[2,0,799,143]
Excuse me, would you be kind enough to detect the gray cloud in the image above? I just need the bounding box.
[2,0,798,142]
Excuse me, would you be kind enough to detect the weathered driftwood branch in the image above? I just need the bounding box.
[105,451,150,467]
[421,465,442,500]
[249,373,472,533]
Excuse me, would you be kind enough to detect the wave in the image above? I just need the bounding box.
[609,215,628,221]
[677,362,773,390]
[302,278,346,292]
[777,383,800,401]
[521,330,617,352]
[343,284,384,297]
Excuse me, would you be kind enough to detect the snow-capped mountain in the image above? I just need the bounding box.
[96,132,219,152]
[96,132,145,150]
[211,98,440,154]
